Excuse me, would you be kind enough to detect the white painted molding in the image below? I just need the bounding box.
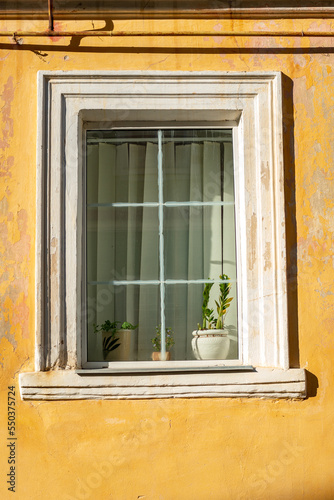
[28,71,294,400]
[19,368,307,400]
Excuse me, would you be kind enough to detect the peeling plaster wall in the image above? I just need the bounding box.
[0,14,334,500]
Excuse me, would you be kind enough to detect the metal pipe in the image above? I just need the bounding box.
[47,0,54,32]
[4,29,334,38]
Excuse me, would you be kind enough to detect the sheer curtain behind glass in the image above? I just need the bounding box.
[86,129,237,362]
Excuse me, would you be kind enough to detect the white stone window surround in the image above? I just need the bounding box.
[19,71,306,400]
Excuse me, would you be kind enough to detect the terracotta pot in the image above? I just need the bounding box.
[151,352,171,361]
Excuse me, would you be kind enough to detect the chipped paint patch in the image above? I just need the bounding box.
[249,213,257,272]
[0,76,14,150]
[51,236,58,275]
[0,336,16,368]
[105,418,126,425]
[211,23,224,44]
[0,155,13,178]
[0,204,31,342]
[264,242,272,271]
[261,161,270,191]
[49,21,65,42]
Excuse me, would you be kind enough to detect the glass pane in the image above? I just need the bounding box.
[164,205,237,281]
[86,127,237,364]
[87,284,160,362]
[162,129,233,203]
[87,130,159,204]
[164,283,201,360]
[165,282,238,361]
[87,206,159,282]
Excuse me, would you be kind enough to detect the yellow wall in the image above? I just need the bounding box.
[1,15,333,500]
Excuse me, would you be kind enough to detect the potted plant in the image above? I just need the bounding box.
[94,320,138,361]
[151,325,175,360]
[191,274,233,360]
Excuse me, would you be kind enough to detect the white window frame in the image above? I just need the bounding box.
[19,71,306,400]
[83,126,236,368]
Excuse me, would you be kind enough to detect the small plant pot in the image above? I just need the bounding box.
[103,329,136,361]
[191,329,230,360]
[151,352,171,361]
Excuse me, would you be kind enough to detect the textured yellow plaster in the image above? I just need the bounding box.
[0,14,334,500]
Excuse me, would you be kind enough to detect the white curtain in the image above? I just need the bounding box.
[86,135,237,361]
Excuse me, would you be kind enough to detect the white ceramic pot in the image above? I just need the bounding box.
[103,329,136,361]
[191,329,230,360]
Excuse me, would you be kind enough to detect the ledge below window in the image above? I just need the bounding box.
[19,368,307,400]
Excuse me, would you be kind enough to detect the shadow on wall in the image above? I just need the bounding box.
[305,370,319,398]
[4,44,334,54]
[282,74,299,369]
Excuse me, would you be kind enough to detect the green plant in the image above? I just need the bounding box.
[151,325,175,351]
[199,274,233,330]
[94,320,138,353]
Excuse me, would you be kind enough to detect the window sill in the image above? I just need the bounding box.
[19,368,307,400]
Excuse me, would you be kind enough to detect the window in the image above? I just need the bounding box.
[85,128,238,364]
[19,72,306,399]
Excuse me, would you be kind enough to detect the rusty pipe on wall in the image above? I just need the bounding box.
[47,0,54,32]
[4,29,334,38]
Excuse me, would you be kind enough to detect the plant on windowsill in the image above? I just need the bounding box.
[191,274,233,360]
[151,325,175,361]
[94,320,138,361]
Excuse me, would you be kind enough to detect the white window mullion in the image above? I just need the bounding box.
[158,130,167,359]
